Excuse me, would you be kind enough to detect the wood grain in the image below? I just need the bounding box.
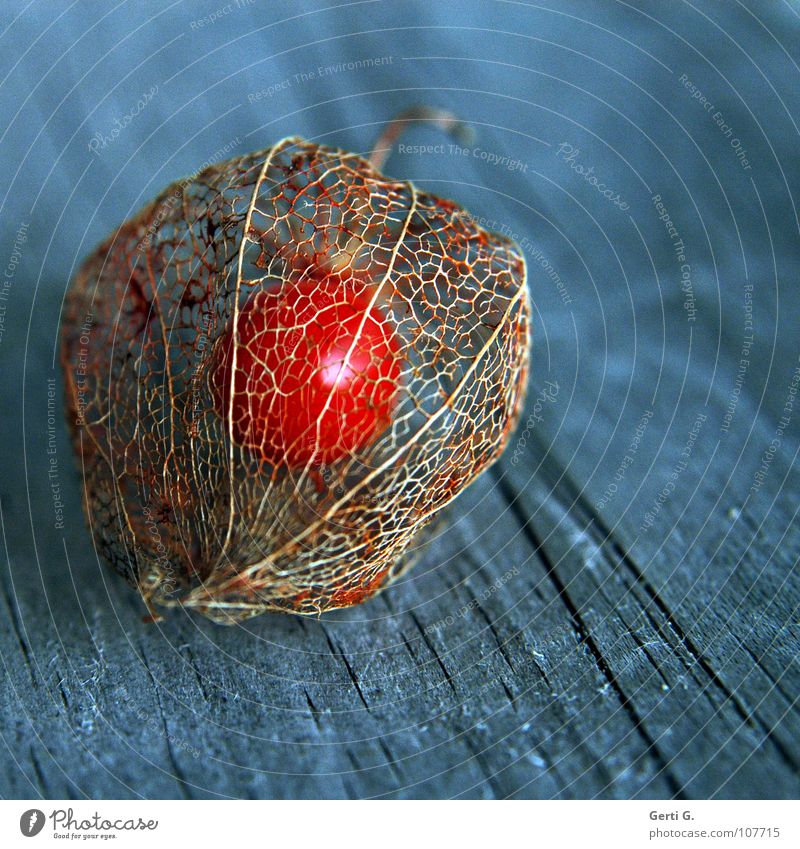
[1,0,798,802]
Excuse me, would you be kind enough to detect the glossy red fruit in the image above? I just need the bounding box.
[212,279,402,468]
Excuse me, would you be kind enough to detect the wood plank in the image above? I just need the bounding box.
[2,0,799,799]
[2,259,798,798]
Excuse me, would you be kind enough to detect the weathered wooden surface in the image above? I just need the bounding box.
[1,0,799,799]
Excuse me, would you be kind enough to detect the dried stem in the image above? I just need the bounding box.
[368,106,474,170]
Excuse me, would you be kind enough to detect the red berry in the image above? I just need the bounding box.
[211,279,401,468]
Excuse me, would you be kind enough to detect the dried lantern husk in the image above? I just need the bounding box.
[61,135,530,622]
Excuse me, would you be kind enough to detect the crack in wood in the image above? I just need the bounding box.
[493,472,687,799]
[138,641,192,799]
[320,626,370,711]
[408,611,458,694]
[304,689,323,732]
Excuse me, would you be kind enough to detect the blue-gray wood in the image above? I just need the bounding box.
[0,0,798,799]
